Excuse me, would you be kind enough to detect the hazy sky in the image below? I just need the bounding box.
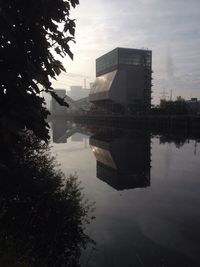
[52,0,200,104]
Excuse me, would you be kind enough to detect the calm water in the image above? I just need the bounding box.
[50,119,200,267]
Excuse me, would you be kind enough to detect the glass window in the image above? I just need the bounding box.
[96,49,118,75]
[118,49,151,67]
[96,48,152,74]
[90,70,117,95]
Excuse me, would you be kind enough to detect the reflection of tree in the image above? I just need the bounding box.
[0,132,93,267]
[159,134,187,149]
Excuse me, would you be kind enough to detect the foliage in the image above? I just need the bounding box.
[0,0,79,141]
[0,131,94,267]
[159,134,187,148]
[176,96,185,102]
[158,99,188,115]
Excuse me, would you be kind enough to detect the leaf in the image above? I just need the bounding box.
[70,0,79,8]
[55,46,61,55]
[67,49,73,60]
[0,0,78,141]
[50,91,69,107]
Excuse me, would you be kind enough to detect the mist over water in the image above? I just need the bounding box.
[51,119,200,267]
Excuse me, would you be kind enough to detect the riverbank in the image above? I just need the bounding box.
[49,114,200,135]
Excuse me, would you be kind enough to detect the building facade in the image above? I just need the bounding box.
[50,89,67,115]
[50,89,82,115]
[68,85,90,100]
[89,47,152,114]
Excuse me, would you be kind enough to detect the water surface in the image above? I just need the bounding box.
[51,119,200,267]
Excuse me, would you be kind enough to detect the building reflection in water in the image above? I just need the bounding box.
[51,119,69,143]
[50,120,152,190]
[51,119,90,144]
[90,129,151,190]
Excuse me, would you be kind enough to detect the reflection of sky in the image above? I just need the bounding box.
[51,135,200,266]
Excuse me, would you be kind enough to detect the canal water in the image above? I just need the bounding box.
[50,119,200,267]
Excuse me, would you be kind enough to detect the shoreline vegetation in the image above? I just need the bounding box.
[48,114,200,136]
[0,130,94,267]
[0,1,96,266]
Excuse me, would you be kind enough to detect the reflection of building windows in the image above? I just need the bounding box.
[91,146,117,169]
[90,129,151,191]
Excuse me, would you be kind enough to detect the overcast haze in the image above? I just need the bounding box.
[52,0,200,104]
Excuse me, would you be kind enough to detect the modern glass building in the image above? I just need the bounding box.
[89,47,152,114]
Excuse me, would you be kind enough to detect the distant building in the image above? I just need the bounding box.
[68,85,90,100]
[50,89,82,115]
[50,89,67,115]
[186,98,200,114]
[75,97,93,111]
[89,47,152,114]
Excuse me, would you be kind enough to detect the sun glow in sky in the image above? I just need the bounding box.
[52,0,200,104]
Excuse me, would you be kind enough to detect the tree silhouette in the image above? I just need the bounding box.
[0,0,79,141]
[0,131,94,267]
[0,3,94,265]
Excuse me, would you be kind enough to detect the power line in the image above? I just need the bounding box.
[61,71,90,79]
[160,88,168,100]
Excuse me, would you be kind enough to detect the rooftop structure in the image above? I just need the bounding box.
[68,85,90,100]
[89,47,152,114]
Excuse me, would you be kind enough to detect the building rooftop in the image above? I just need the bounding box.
[96,47,151,61]
[96,47,152,77]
